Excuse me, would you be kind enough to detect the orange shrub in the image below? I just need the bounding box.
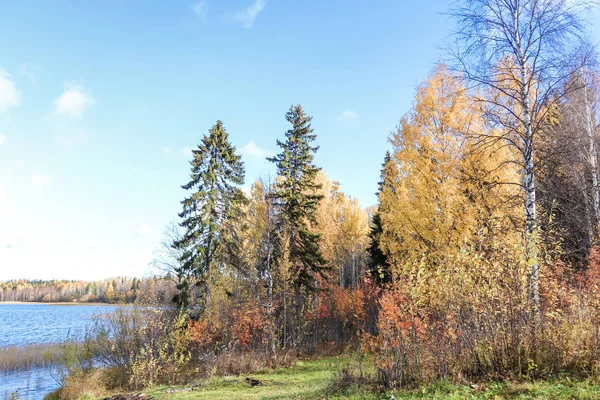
[231,305,269,349]
[332,286,366,329]
[188,317,218,348]
[363,282,427,388]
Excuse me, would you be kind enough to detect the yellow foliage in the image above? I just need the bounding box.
[315,171,369,288]
[381,65,524,289]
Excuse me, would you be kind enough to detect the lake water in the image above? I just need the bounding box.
[0,303,118,400]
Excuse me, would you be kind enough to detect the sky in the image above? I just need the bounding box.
[0,0,598,281]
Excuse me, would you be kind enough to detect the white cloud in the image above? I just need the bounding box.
[53,82,95,120]
[180,146,194,157]
[241,185,252,197]
[234,0,268,29]
[0,133,5,147]
[31,172,52,189]
[193,0,207,18]
[337,109,359,122]
[0,70,21,113]
[161,146,194,158]
[0,188,16,218]
[136,224,153,237]
[241,140,273,158]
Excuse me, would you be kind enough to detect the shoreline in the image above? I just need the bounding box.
[0,301,117,306]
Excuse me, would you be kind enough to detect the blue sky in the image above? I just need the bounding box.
[0,0,598,280]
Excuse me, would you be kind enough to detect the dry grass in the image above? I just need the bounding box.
[0,343,63,371]
[59,370,108,400]
[212,349,297,377]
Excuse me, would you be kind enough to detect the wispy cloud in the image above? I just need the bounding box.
[0,70,21,113]
[337,109,359,122]
[161,146,194,158]
[134,224,153,238]
[31,172,52,189]
[234,0,268,29]
[180,146,194,157]
[192,0,207,19]
[53,82,95,120]
[19,64,39,86]
[54,129,92,149]
[241,140,273,159]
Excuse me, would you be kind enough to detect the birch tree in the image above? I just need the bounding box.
[450,0,593,306]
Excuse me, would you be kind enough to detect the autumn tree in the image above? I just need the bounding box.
[371,67,531,385]
[315,172,369,289]
[380,66,524,305]
[268,105,326,289]
[381,68,479,270]
[450,0,592,305]
[173,120,245,308]
[537,69,600,264]
[225,178,285,353]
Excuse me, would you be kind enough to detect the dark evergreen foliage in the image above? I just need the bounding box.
[268,105,326,289]
[368,151,392,286]
[173,120,245,308]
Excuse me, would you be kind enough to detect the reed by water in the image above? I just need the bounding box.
[0,343,62,372]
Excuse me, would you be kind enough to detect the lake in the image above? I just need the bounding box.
[0,303,118,400]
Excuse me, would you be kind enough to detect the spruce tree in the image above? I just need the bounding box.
[368,152,392,286]
[268,105,326,289]
[173,120,245,308]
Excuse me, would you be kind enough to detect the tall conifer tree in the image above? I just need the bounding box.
[368,151,392,286]
[173,120,245,308]
[268,105,326,289]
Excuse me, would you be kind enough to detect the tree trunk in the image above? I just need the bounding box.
[520,61,540,308]
[514,4,540,308]
[584,83,600,240]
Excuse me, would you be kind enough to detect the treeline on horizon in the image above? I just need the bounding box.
[0,277,176,304]
[43,0,600,395]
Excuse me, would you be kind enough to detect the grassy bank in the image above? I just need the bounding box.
[0,343,62,371]
[142,361,600,400]
[55,357,600,400]
[145,358,337,400]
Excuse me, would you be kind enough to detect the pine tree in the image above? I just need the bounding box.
[368,152,392,286]
[173,120,245,308]
[268,105,326,289]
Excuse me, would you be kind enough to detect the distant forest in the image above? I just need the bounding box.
[0,277,175,304]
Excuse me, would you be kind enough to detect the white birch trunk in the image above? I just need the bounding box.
[584,83,600,238]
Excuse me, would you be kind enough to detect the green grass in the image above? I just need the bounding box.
[145,358,340,400]
[139,358,600,400]
[386,379,600,399]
